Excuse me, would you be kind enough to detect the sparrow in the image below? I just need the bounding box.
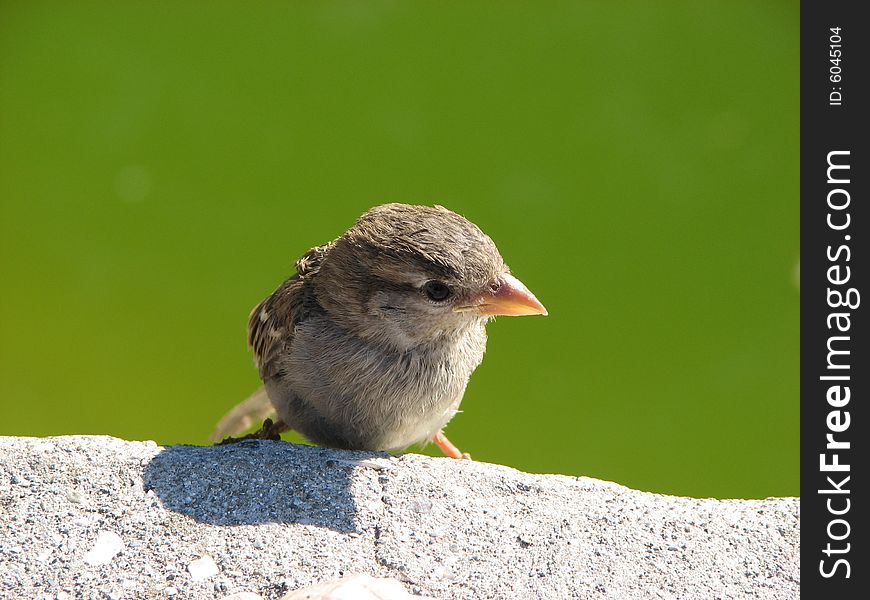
[211,203,547,458]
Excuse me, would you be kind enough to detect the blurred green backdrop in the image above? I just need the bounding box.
[0,1,798,499]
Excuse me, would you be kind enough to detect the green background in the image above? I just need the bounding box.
[0,1,798,499]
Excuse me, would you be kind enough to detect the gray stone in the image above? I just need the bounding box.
[0,436,799,599]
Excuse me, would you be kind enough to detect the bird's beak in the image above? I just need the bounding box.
[456,272,548,317]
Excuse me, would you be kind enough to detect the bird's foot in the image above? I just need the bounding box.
[433,430,472,460]
[216,418,289,445]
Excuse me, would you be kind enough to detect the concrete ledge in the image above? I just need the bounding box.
[0,436,799,599]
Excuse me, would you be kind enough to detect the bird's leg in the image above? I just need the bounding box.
[216,418,289,445]
[433,430,471,460]
[260,418,289,439]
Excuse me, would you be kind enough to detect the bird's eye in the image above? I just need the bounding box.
[423,280,452,302]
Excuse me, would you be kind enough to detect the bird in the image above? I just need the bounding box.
[210,203,547,458]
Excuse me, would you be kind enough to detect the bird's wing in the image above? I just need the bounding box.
[209,242,333,442]
[247,242,333,380]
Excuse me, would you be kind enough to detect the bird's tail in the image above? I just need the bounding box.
[210,386,275,442]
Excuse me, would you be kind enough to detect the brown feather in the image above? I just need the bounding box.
[247,242,333,380]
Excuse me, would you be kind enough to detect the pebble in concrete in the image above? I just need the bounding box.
[188,555,220,582]
[82,531,124,566]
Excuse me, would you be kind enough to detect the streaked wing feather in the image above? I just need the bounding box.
[247,242,332,379]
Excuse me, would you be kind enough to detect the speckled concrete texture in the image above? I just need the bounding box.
[0,436,799,599]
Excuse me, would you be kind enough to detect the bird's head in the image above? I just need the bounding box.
[314,203,547,351]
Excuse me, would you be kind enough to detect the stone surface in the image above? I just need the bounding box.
[0,436,799,599]
[281,574,433,600]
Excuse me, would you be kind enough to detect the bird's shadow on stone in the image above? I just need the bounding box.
[142,440,387,534]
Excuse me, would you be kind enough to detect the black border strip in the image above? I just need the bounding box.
[801,1,868,595]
